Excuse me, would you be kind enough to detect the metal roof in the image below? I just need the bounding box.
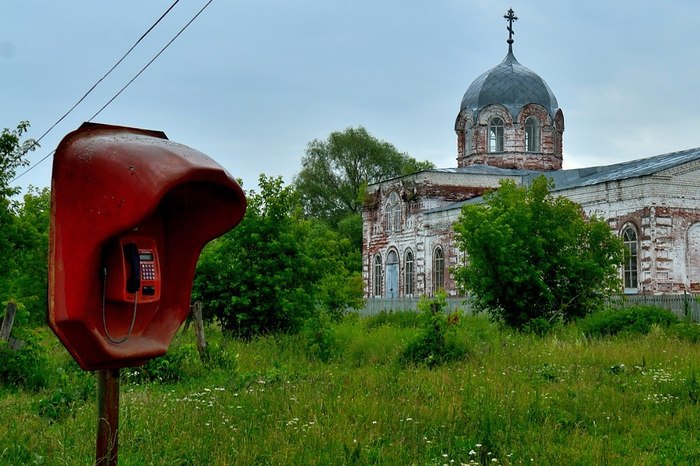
[542,147,700,190]
[460,49,559,120]
[424,147,700,215]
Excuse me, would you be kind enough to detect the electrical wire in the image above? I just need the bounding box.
[36,1,181,149]
[101,266,139,345]
[11,0,214,184]
[87,0,214,122]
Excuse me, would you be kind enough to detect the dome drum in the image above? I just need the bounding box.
[455,43,564,171]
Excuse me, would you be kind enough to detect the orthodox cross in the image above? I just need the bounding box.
[504,8,518,47]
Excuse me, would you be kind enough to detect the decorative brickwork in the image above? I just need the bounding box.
[362,19,700,299]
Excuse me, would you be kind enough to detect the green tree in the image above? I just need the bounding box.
[454,176,624,330]
[1,187,51,325]
[294,126,434,228]
[303,219,364,318]
[0,121,37,197]
[192,175,363,337]
[1,122,40,319]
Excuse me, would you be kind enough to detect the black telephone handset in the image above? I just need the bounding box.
[123,242,141,294]
[104,235,161,304]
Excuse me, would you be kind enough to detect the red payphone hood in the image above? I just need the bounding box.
[49,123,246,370]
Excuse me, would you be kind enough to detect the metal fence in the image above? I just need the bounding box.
[605,293,700,322]
[359,293,700,322]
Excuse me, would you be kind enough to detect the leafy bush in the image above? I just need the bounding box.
[580,305,679,337]
[454,176,624,329]
[193,176,363,337]
[0,329,48,390]
[522,316,560,336]
[399,291,468,368]
[302,310,339,362]
[669,322,700,343]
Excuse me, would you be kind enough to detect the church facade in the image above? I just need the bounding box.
[362,11,700,299]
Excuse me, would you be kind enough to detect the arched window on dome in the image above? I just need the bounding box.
[464,123,473,155]
[488,117,504,153]
[621,225,639,292]
[525,116,541,152]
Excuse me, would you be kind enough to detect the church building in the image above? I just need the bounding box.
[362,10,700,299]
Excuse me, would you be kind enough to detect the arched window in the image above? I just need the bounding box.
[373,254,382,297]
[525,116,541,152]
[687,224,700,287]
[404,249,414,296]
[432,246,445,293]
[488,117,504,153]
[392,198,401,232]
[622,226,638,291]
[385,192,401,234]
[384,202,392,232]
[464,124,473,155]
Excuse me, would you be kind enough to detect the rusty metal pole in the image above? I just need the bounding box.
[96,368,120,466]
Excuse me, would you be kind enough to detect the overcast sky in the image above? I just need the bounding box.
[3,1,700,194]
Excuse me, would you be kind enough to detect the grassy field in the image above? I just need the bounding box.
[2,312,700,465]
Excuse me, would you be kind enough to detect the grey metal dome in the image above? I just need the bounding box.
[460,49,558,120]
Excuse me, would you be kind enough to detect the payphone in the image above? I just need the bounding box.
[48,123,246,370]
[100,234,162,344]
[103,235,161,304]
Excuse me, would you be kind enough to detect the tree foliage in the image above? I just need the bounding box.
[192,175,363,338]
[1,187,51,325]
[0,122,44,324]
[0,121,37,198]
[454,176,624,329]
[294,126,434,228]
[1,122,35,269]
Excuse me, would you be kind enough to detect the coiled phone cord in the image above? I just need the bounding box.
[101,267,138,344]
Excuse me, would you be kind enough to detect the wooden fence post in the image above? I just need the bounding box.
[0,301,17,342]
[191,302,207,361]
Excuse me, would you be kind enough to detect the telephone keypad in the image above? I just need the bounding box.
[141,263,156,281]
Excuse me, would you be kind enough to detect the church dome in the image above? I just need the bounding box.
[455,9,564,172]
[460,49,559,120]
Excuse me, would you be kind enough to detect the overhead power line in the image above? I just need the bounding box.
[32,0,182,150]
[12,0,215,184]
[87,0,214,122]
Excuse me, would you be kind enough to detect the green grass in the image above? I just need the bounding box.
[3,315,700,464]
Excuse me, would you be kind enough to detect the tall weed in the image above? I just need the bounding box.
[302,309,339,362]
[399,291,468,367]
[364,310,421,330]
[0,328,48,390]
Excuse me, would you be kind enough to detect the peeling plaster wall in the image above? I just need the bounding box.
[362,170,521,298]
[559,168,700,294]
[363,165,700,297]
[456,104,563,171]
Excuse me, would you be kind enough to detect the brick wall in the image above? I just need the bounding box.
[364,164,700,298]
